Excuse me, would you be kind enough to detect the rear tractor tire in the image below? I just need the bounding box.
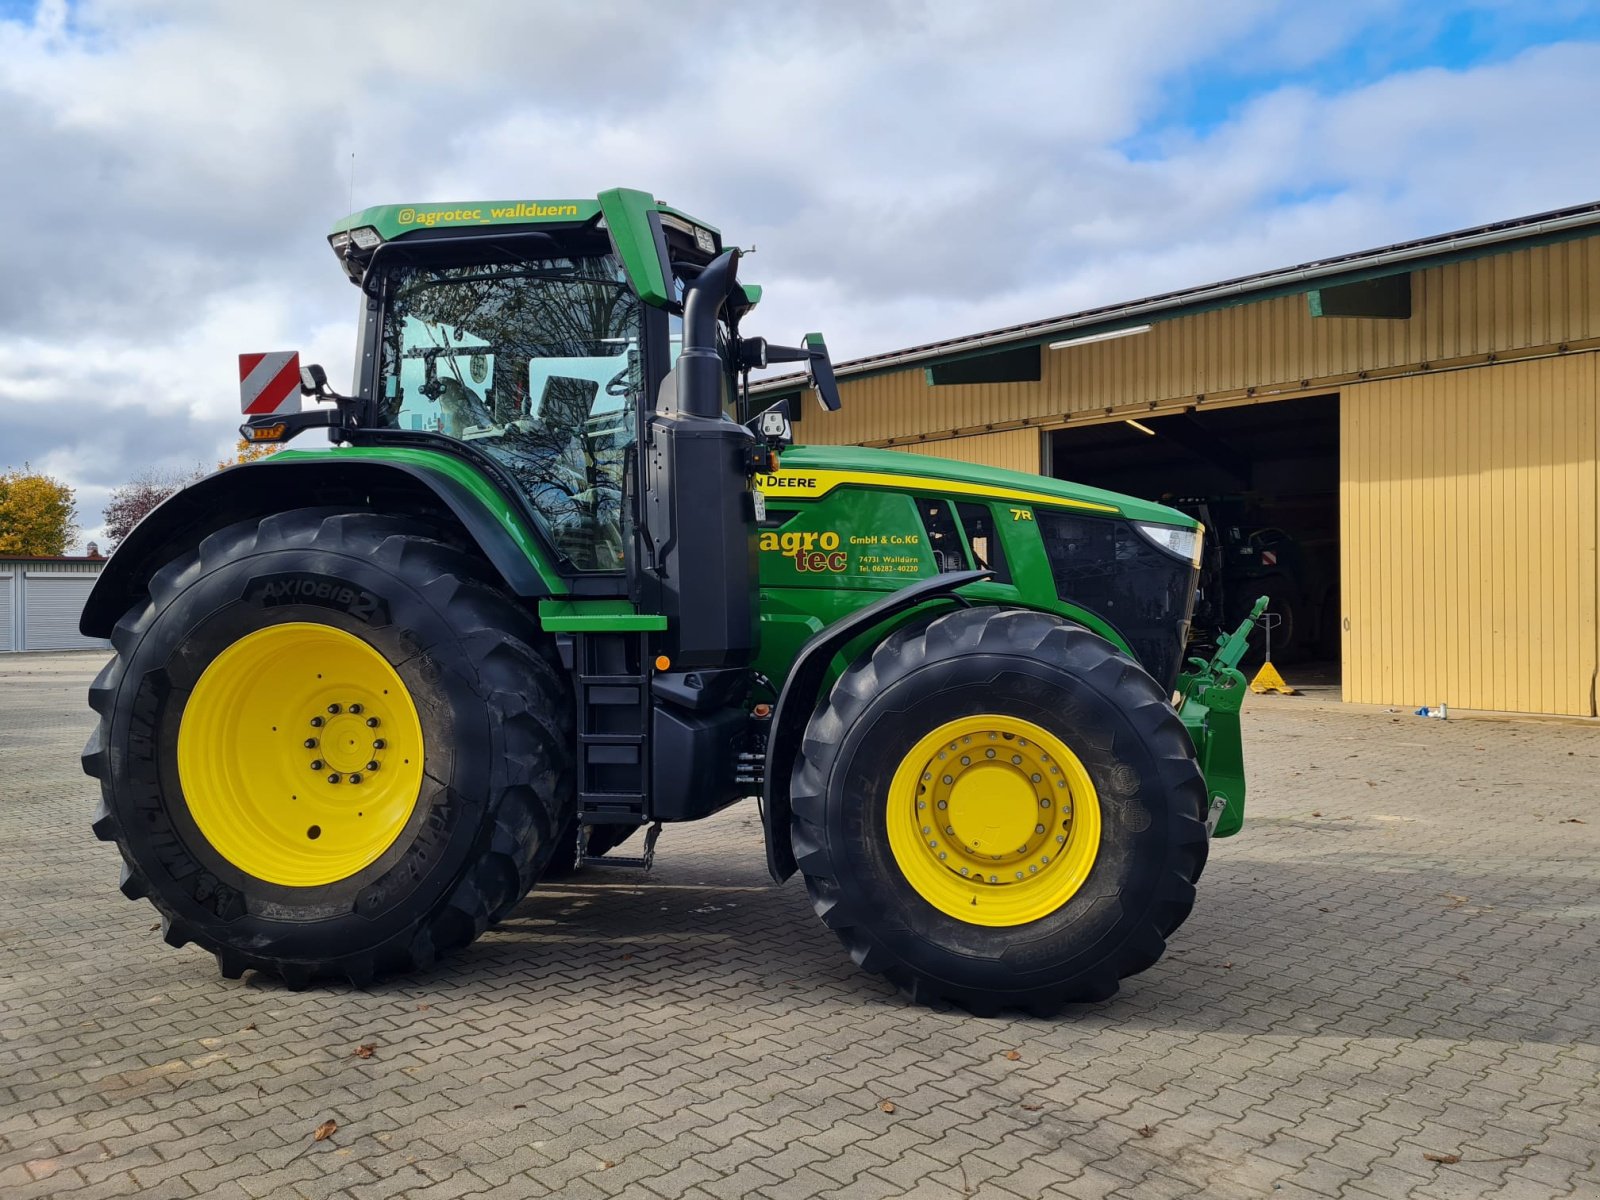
[791,607,1208,1014]
[82,509,575,987]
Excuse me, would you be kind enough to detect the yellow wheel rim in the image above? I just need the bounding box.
[886,714,1102,926]
[177,622,425,887]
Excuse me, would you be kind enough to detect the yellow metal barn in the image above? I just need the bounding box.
[757,204,1600,717]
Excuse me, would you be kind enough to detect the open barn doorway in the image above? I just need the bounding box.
[1046,394,1340,680]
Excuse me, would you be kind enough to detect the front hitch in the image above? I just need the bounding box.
[1175,596,1268,838]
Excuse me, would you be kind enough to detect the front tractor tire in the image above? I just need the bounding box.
[791,607,1208,1015]
[82,510,574,987]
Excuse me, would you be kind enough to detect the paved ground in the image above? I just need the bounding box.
[2,651,1597,1200]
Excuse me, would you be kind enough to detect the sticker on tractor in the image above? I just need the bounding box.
[759,529,847,573]
[238,351,302,416]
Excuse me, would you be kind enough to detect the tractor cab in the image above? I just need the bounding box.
[293,189,837,666]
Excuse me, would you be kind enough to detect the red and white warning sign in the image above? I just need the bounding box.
[238,351,302,415]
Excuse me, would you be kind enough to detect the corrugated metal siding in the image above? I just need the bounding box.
[0,574,12,652]
[886,429,1040,474]
[22,575,103,651]
[1341,354,1599,716]
[811,238,1600,449]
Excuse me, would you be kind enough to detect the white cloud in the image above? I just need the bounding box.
[0,0,1594,549]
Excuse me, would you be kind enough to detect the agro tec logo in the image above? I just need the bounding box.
[249,574,387,622]
[760,529,846,573]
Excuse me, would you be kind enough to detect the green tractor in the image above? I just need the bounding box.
[80,189,1262,1013]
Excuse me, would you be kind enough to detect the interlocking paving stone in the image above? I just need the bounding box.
[3,650,1598,1199]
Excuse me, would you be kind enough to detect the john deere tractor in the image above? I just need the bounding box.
[80,188,1262,1012]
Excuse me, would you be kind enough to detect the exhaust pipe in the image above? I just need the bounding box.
[671,249,741,419]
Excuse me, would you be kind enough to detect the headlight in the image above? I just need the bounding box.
[1133,521,1202,566]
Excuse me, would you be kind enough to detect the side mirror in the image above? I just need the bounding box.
[299,362,330,396]
[757,334,843,413]
[802,333,841,412]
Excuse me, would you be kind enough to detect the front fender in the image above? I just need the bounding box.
[81,455,563,637]
[761,569,991,883]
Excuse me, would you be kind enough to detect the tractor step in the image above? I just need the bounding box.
[581,822,661,871]
[572,632,651,826]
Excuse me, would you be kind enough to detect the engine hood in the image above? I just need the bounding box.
[771,443,1194,528]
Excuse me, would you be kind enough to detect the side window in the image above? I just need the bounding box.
[916,498,965,573]
[377,256,642,573]
[956,502,1012,584]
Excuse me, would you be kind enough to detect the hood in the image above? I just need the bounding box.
[775,443,1194,528]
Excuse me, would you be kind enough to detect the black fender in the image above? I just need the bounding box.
[80,457,553,637]
[762,569,991,883]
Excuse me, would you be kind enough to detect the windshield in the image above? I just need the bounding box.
[376,255,642,572]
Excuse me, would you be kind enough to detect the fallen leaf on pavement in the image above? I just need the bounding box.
[878,1100,897,1113]
[513,1104,526,1110]
[313,1120,337,1142]
[416,1003,431,1011]
[1311,811,1322,817]
[1020,1103,1043,1112]
[1562,818,1586,824]
[1423,1152,1460,1164]
[1220,962,1233,969]
[242,1022,256,1032]
[1137,1125,1155,1138]
[599,1160,614,1170]
[1004,1050,1021,1061]
[353,1043,376,1059]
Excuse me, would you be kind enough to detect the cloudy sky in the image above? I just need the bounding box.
[3,0,1598,548]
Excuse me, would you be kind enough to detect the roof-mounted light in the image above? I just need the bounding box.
[659,212,718,256]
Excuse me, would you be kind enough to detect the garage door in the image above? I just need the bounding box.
[22,574,103,651]
[1342,354,1599,716]
[0,574,12,652]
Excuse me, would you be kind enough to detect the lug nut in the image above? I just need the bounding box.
[348,773,363,785]
[303,738,318,749]
[366,760,379,772]
[309,759,324,770]
[327,773,341,784]
[348,703,363,714]
[372,739,386,750]
[327,703,342,714]
[1035,824,1045,835]
[366,717,380,728]
[310,716,324,728]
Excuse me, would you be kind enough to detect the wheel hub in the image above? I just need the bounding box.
[177,622,425,887]
[887,715,1102,926]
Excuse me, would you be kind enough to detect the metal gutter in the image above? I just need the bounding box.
[755,200,1600,392]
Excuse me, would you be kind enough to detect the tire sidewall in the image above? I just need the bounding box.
[109,531,500,962]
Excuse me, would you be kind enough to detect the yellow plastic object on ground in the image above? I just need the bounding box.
[1250,660,1297,695]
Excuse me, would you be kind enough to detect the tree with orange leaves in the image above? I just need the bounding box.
[0,467,78,557]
